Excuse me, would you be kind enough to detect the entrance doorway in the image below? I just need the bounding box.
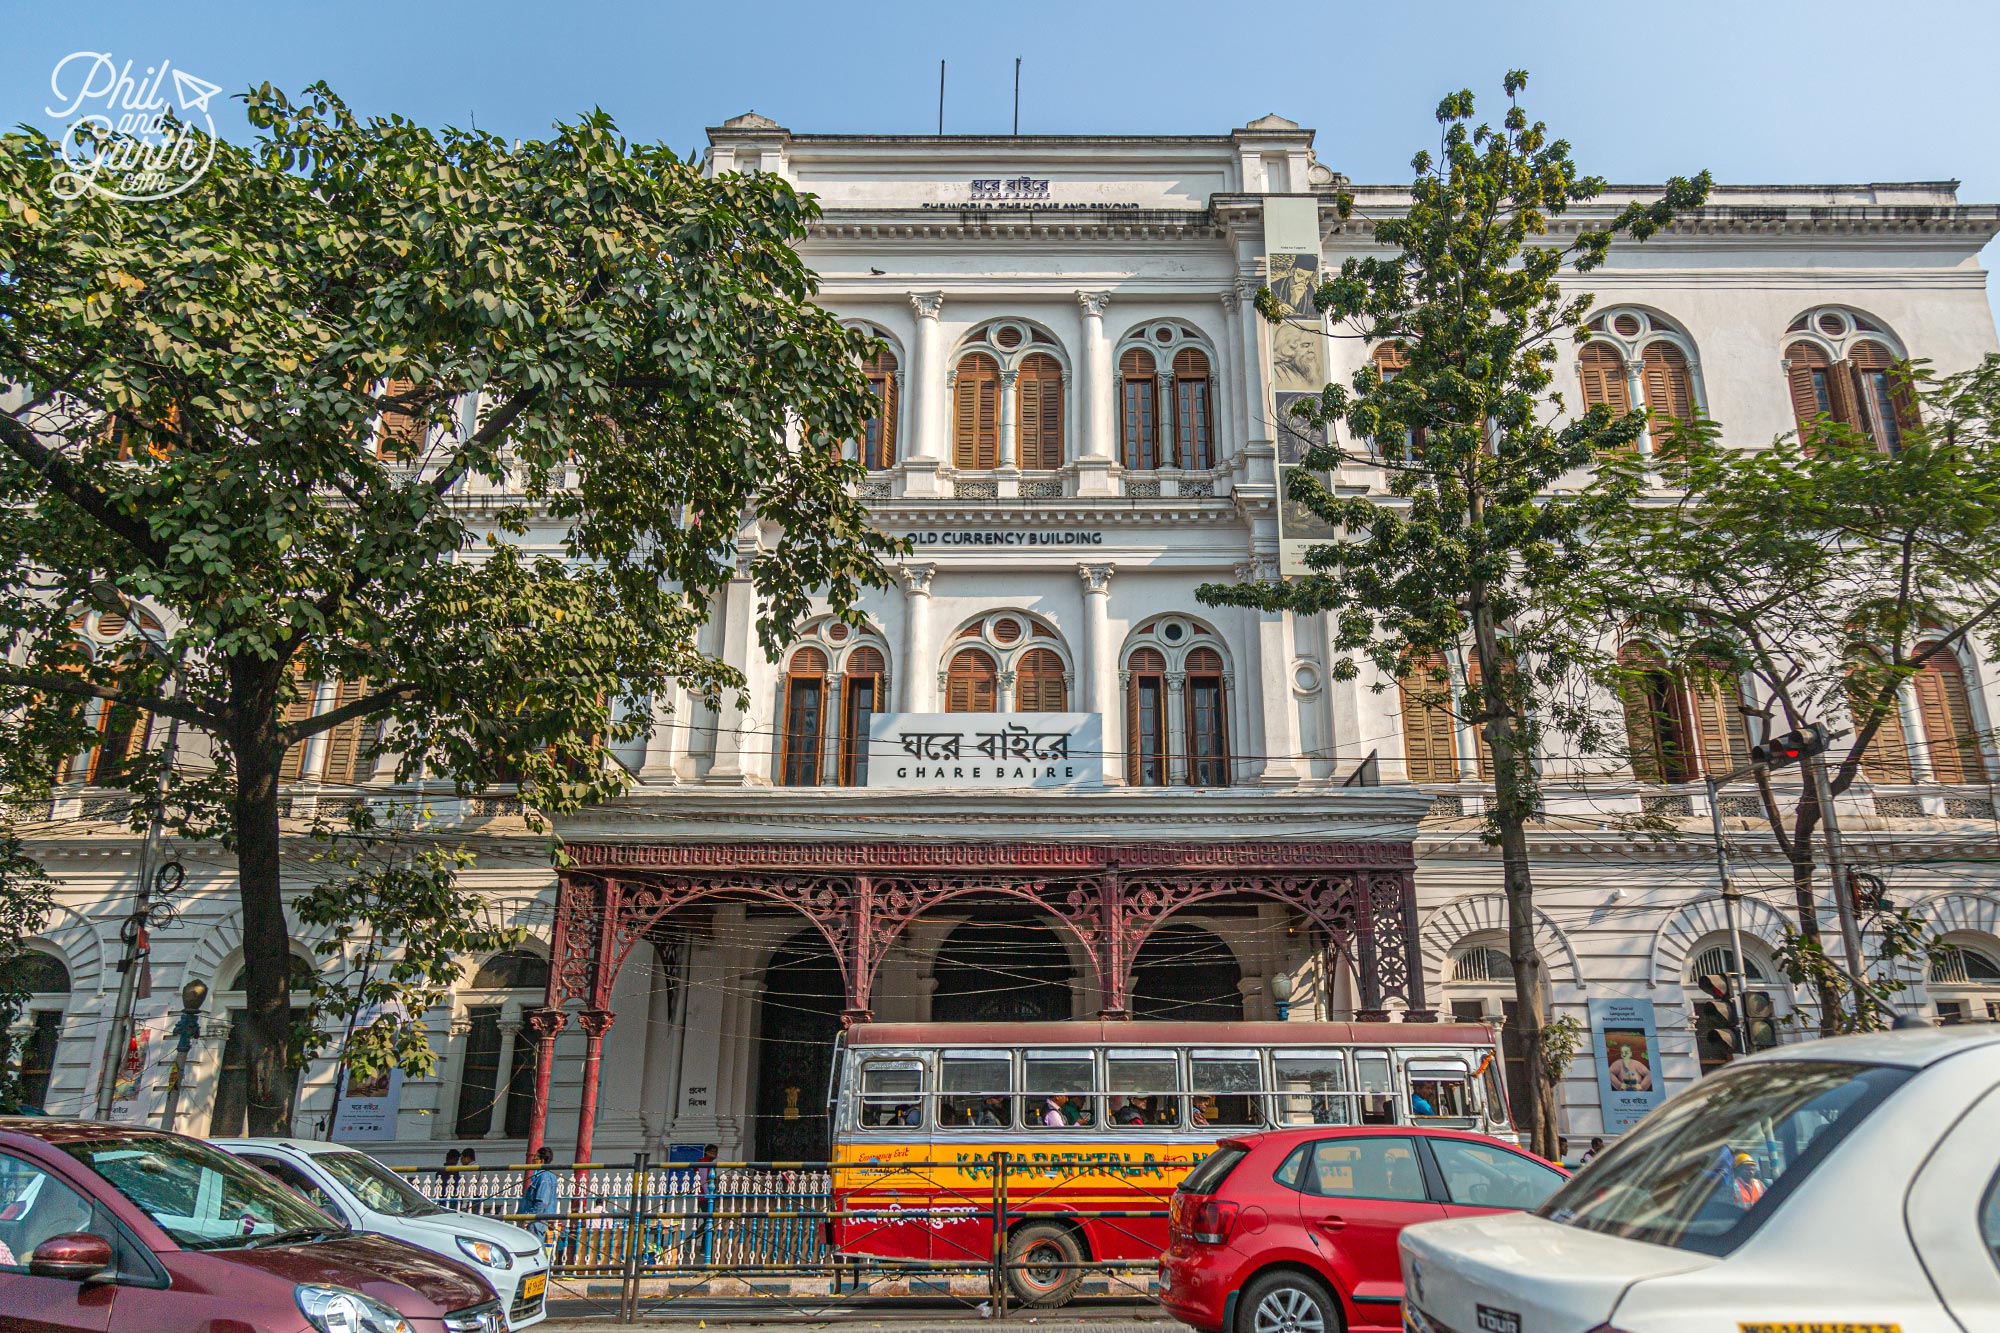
[930,911,1078,1023]
[1130,924,1244,1021]
[753,930,844,1161]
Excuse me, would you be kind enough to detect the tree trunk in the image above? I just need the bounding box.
[1469,587,1554,1159]
[1788,798,1839,1038]
[230,662,294,1136]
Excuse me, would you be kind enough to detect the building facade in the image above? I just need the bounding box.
[17,113,2000,1163]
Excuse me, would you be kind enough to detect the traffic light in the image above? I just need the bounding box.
[1850,870,1892,914]
[1751,723,1831,770]
[1742,992,1779,1052]
[1697,973,1737,1054]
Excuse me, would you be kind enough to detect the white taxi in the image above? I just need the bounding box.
[1399,1026,2000,1333]
[218,1138,552,1328]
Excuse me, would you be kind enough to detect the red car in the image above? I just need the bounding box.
[1158,1125,1567,1333]
[0,1118,504,1333]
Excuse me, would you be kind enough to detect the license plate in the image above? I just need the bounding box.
[521,1273,546,1301]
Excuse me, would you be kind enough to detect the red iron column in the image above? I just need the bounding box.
[571,1009,616,1169]
[524,1007,568,1159]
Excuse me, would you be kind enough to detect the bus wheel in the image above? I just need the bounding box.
[1005,1222,1083,1308]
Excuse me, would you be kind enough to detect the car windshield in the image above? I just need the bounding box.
[61,1133,342,1250]
[1539,1059,1908,1256]
[315,1151,444,1218]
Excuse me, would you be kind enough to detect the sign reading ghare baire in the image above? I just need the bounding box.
[868,713,1103,788]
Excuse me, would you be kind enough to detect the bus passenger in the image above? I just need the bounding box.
[1113,1097,1147,1125]
[975,1097,1004,1127]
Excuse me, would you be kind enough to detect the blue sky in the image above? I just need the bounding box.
[7,0,1997,326]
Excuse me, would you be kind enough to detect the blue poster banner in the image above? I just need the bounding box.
[1588,997,1666,1133]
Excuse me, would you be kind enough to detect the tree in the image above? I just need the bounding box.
[0,85,898,1133]
[291,802,522,1105]
[1199,72,1708,1156]
[1587,357,2000,1029]
[0,825,56,1113]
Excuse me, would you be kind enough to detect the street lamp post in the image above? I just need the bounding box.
[1271,973,1295,1022]
[158,978,208,1133]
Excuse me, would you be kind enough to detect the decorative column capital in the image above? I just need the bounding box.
[577,1009,615,1040]
[1077,562,1115,595]
[910,291,945,320]
[1166,671,1188,690]
[1000,367,1020,386]
[1220,289,1240,314]
[898,561,937,596]
[526,1008,568,1042]
[1076,291,1111,319]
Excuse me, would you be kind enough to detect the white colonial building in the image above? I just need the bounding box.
[17,112,2000,1164]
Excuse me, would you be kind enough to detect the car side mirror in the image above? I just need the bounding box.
[29,1232,115,1283]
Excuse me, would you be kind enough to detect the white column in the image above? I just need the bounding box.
[1166,672,1190,785]
[636,685,684,784]
[1075,292,1116,495]
[903,292,946,497]
[1239,559,1303,784]
[703,547,758,784]
[899,563,937,711]
[1626,362,1653,457]
[1218,291,1241,467]
[1236,276,1277,488]
[485,1001,520,1139]
[1078,563,1119,784]
[298,678,338,780]
[997,368,1019,469]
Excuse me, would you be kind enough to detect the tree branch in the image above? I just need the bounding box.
[0,666,217,729]
[0,412,170,566]
[280,681,423,745]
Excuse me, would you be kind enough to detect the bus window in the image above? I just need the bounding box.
[1023,1051,1096,1129]
[1355,1050,1396,1125]
[1189,1049,1263,1129]
[1273,1050,1355,1126]
[1478,1049,1510,1129]
[938,1051,1012,1129]
[860,1061,924,1128]
[1406,1060,1476,1127]
[1107,1050,1181,1128]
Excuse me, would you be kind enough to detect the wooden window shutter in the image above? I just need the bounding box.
[840,645,885,787]
[377,378,423,459]
[945,651,997,713]
[863,349,898,470]
[1687,672,1749,776]
[1618,645,1670,784]
[1640,342,1694,425]
[1120,349,1158,470]
[278,678,318,783]
[318,678,373,787]
[1849,341,1915,452]
[1174,348,1213,469]
[1016,354,1063,470]
[1015,648,1067,712]
[1915,651,1988,784]
[1183,646,1229,786]
[1399,651,1459,784]
[1847,662,1913,784]
[1463,653,1496,781]
[1577,342,1630,414]
[780,648,828,786]
[1784,341,1832,441]
[954,354,1001,469]
[1126,648,1167,785]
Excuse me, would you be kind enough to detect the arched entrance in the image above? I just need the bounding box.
[931,910,1078,1023]
[753,930,844,1160]
[1130,924,1244,1021]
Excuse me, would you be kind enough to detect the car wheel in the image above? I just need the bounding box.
[1004,1221,1083,1308]
[1238,1269,1341,1333]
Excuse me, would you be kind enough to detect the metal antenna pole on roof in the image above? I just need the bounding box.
[1014,57,1021,135]
[938,60,945,135]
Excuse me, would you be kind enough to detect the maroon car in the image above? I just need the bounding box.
[1157,1125,1568,1333]
[0,1118,504,1333]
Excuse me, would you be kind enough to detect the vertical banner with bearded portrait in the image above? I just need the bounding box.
[1589,996,1666,1132]
[1263,198,1332,575]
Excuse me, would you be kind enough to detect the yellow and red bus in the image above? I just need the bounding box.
[828,1020,1509,1305]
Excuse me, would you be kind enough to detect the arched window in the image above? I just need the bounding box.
[780,648,828,787]
[1015,353,1064,470]
[280,678,375,787]
[1685,667,1751,777]
[842,646,885,787]
[1784,309,1917,453]
[1400,650,1460,784]
[456,948,549,1140]
[1929,940,2000,1025]
[6,950,70,1112]
[1848,652,1912,780]
[1119,348,1161,471]
[1184,647,1230,787]
[1620,643,1694,784]
[1914,649,1988,784]
[1641,341,1695,426]
[1014,647,1067,712]
[1577,342,1630,414]
[1450,947,1513,984]
[953,353,1001,470]
[945,650,998,714]
[861,346,899,470]
[1127,647,1168,786]
[1174,348,1215,470]
[60,694,150,786]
